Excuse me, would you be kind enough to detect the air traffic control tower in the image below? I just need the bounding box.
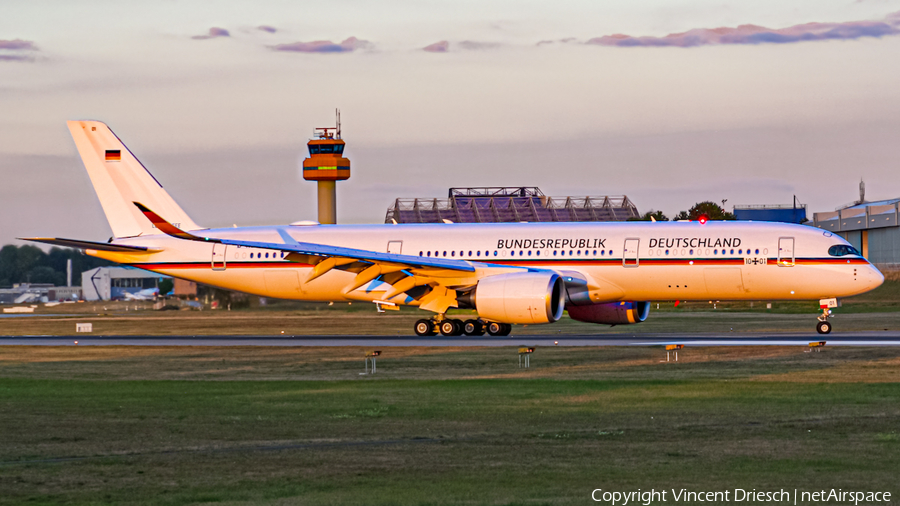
[302,111,349,224]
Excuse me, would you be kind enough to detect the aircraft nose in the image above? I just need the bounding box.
[865,264,885,291]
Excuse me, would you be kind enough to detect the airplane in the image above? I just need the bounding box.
[122,287,160,301]
[23,120,884,336]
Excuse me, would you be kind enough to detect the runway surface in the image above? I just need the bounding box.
[3,332,900,347]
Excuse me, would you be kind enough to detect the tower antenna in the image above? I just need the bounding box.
[336,108,341,140]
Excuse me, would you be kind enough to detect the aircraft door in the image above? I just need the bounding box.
[623,238,640,267]
[777,237,795,267]
[212,243,227,271]
[387,241,403,254]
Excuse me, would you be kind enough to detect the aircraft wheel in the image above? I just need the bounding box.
[440,320,461,336]
[486,322,508,336]
[816,321,832,335]
[463,319,484,336]
[415,319,436,336]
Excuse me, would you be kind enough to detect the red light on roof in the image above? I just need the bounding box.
[698,215,709,224]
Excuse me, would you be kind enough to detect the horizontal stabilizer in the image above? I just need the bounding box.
[19,237,161,253]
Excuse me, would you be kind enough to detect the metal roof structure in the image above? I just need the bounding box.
[385,187,640,224]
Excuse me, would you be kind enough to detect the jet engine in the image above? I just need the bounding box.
[460,272,565,324]
[566,301,651,325]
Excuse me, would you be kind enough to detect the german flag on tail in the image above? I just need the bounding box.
[105,149,121,161]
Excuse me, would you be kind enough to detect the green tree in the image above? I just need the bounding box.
[641,210,669,221]
[676,201,735,221]
[158,278,174,296]
[0,244,114,287]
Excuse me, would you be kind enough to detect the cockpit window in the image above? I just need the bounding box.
[828,245,860,257]
[308,144,344,155]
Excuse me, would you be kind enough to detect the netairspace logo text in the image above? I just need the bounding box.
[591,488,892,505]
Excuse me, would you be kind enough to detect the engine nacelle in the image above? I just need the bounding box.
[464,272,565,324]
[567,301,651,325]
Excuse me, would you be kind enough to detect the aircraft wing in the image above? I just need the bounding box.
[133,202,502,313]
[133,202,474,272]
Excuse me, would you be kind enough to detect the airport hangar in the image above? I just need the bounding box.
[813,198,900,275]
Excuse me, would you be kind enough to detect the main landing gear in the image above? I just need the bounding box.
[413,317,512,337]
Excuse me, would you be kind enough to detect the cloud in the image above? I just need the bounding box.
[192,27,230,40]
[536,37,576,46]
[0,54,33,62]
[0,39,37,51]
[586,11,900,47]
[457,40,502,50]
[0,38,37,62]
[257,25,277,33]
[269,37,371,53]
[422,40,449,53]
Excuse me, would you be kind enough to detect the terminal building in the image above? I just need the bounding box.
[734,197,807,224]
[81,266,170,301]
[812,182,900,273]
[385,187,640,224]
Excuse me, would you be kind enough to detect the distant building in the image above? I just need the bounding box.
[81,267,170,301]
[385,187,640,224]
[0,283,81,304]
[173,278,197,297]
[812,181,900,272]
[734,205,807,224]
[733,196,807,224]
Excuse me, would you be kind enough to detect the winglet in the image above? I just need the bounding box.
[134,202,215,242]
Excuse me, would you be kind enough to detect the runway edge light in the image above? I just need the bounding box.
[518,347,534,369]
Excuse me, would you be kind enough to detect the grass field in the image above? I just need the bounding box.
[2,345,900,505]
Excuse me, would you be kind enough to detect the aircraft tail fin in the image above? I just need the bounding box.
[67,120,201,239]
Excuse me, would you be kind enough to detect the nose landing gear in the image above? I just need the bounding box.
[816,298,837,334]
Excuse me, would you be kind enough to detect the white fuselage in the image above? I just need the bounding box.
[101,220,883,306]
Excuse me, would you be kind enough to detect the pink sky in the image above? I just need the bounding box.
[2,1,900,245]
